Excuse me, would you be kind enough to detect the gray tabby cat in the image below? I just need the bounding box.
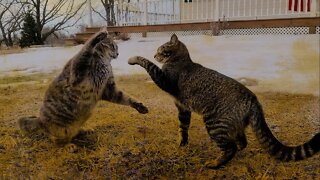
[128,34,319,169]
[18,30,148,150]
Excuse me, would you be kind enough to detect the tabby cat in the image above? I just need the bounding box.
[18,30,148,150]
[128,34,319,169]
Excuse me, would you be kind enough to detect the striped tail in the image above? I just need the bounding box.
[250,102,320,161]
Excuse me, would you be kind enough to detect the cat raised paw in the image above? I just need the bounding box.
[128,56,142,65]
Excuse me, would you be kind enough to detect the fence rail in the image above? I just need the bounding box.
[89,0,319,27]
[71,17,320,44]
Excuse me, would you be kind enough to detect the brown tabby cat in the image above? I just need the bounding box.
[128,34,319,169]
[18,30,148,150]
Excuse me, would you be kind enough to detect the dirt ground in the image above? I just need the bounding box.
[0,73,319,179]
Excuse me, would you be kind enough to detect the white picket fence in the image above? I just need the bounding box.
[89,0,319,26]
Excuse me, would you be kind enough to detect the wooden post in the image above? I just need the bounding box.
[309,26,316,34]
[142,32,147,37]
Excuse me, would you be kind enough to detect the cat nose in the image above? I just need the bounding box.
[154,54,156,58]
[116,53,119,56]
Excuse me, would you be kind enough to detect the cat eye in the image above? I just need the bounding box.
[162,50,171,57]
[101,42,109,47]
[109,44,117,50]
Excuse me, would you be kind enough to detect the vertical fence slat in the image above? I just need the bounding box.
[260,0,263,16]
[205,0,208,20]
[238,0,240,17]
[227,0,230,18]
[285,0,288,15]
[249,0,252,16]
[267,0,269,16]
[196,0,199,20]
[202,0,204,20]
[232,0,235,17]
[273,0,276,15]
[222,0,225,17]
[214,0,220,20]
[144,0,147,25]
[212,0,214,20]
[190,0,193,20]
[255,0,258,17]
[243,0,247,17]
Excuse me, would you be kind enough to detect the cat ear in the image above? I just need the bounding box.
[90,31,108,47]
[170,34,178,44]
[101,38,112,47]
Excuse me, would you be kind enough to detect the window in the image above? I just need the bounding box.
[184,0,192,3]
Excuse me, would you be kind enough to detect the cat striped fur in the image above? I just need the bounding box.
[128,34,320,169]
[18,29,148,150]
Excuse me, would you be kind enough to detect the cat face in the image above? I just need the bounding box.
[101,38,119,59]
[154,34,188,63]
[91,31,119,59]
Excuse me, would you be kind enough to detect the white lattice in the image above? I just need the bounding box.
[147,30,213,37]
[127,26,313,38]
[128,30,213,38]
[316,26,320,34]
[221,27,309,35]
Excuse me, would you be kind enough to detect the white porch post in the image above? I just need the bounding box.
[214,0,220,21]
[87,0,93,27]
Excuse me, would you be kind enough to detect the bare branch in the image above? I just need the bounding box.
[92,7,108,22]
[40,0,86,41]
[20,0,86,44]
[92,0,117,26]
[0,0,25,46]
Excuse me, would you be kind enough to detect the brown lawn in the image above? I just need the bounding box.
[0,73,319,179]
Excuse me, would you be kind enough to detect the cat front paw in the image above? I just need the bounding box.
[128,56,142,65]
[132,102,149,114]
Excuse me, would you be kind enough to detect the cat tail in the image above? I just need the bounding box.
[249,101,319,161]
[18,116,44,137]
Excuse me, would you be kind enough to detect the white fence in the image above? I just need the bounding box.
[183,0,320,22]
[89,0,319,26]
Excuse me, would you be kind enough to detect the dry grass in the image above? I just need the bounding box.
[0,74,319,179]
[0,47,24,55]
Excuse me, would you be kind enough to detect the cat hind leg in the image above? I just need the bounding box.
[236,132,248,150]
[204,117,238,169]
[47,125,80,153]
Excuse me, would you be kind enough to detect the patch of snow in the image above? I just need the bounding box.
[0,34,319,95]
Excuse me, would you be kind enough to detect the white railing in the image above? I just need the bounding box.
[114,0,180,26]
[89,0,319,27]
[181,0,319,22]
[217,0,319,21]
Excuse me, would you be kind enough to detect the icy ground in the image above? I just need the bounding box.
[0,34,319,95]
